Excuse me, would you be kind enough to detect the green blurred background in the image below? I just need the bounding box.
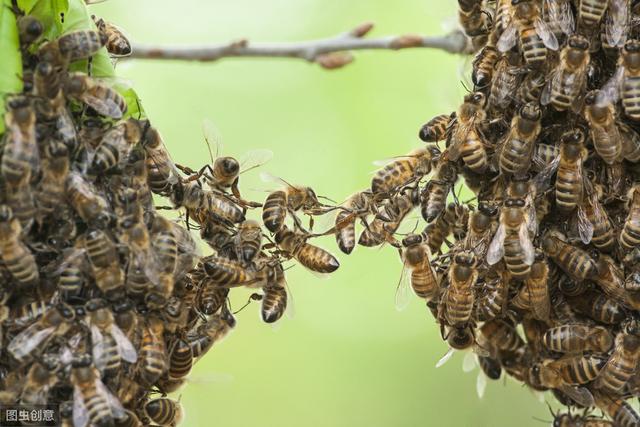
[89,1,549,426]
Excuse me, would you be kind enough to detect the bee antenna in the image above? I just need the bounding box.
[460,80,471,93]
[318,195,336,204]
[531,417,550,424]
[233,293,262,314]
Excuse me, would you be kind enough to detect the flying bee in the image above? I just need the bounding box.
[595,323,640,394]
[274,226,340,274]
[0,205,39,289]
[464,202,498,260]
[418,112,453,142]
[487,198,535,280]
[498,102,542,177]
[203,256,257,286]
[420,159,458,222]
[620,185,640,252]
[394,233,439,311]
[138,316,167,387]
[333,190,375,254]
[370,146,439,196]
[541,35,590,112]
[85,298,137,377]
[7,304,75,363]
[497,0,559,67]
[82,229,125,299]
[66,172,111,228]
[583,90,623,164]
[234,219,263,264]
[64,72,128,119]
[188,306,236,359]
[458,0,488,37]
[38,29,107,68]
[37,140,70,219]
[448,92,489,174]
[92,15,131,56]
[70,355,125,427]
[555,129,587,215]
[528,362,595,407]
[261,173,330,233]
[543,325,614,353]
[541,231,597,282]
[144,397,183,427]
[443,251,477,331]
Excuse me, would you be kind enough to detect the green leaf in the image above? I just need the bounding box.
[0,0,23,135]
[17,0,38,13]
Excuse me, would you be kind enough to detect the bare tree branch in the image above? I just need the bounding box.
[128,22,472,69]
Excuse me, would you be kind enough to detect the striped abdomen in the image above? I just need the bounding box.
[296,243,340,273]
[459,130,487,173]
[620,210,640,251]
[499,136,534,175]
[81,385,113,426]
[153,231,178,274]
[262,191,287,232]
[550,70,582,111]
[168,339,193,380]
[592,126,622,164]
[6,185,36,230]
[623,75,640,120]
[552,245,597,280]
[1,240,39,287]
[198,279,228,315]
[139,326,166,386]
[503,234,531,280]
[371,158,415,194]
[579,0,607,26]
[261,285,287,323]
[555,165,582,213]
[421,180,449,222]
[410,266,438,300]
[444,284,474,326]
[335,210,356,254]
[520,27,546,67]
[557,355,606,385]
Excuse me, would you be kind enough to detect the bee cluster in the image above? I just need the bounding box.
[372,0,640,424]
[0,4,345,426]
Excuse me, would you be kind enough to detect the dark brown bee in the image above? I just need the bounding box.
[555,129,587,214]
[458,0,488,37]
[498,102,541,177]
[38,30,107,67]
[419,113,453,142]
[593,390,640,427]
[144,398,183,426]
[543,325,613,353]
[64,73,128,120]
[138,316,167,387]
[203,256,256,287]
[198,279,229,315]
[92,15,131,56]
[566,290,626,325]
[584,90,623,165]
[541,232,597,282]
[235,219,263,264]
[472,42,499,88]
[621,185,640,252]
[168,338,193,381]
[275,227,339,274]
[17,15,43,48]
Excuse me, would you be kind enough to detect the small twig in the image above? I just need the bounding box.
[129,22,472,69]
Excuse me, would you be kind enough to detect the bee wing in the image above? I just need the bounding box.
[518,222,535,266]
[526,203,538,236]
[605,0,629,47]
[462,351,477,373]
[546,0,575,35]
[534,18,559,50]
[497,24,517,52]
[533,156,560,192]
[602,66,624,104]
[436,347,455,368]
[73,385,90,427]
[476,372,487,399]
[111,324,137,363]
[94,374,125,420]
[486,223,506,265]
[202,118,223,161]
[239,149,274,175]
[576,206,594,245]
[81,94,124,119]
[8,325,56,361]
[395,262,412,312]
[285,282,296,320]
[90,324,108,374]
[558,385,594,408]
[259,171,295,189]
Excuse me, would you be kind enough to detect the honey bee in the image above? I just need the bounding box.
[552,412,613,427]
[458,0,488,37]
[275,226,340,274]
[443,251,477,331]
[172,180,246,228]
[464,202,498,260]
[0,205,39,289]
[541,35,590,112]
[595,324,640,393]
[70,355,126,427]
[555,129,587,215]
[188,306,235,359]
[607,39,640,121]
[82,229,125,299]
[37,140,70,219]
[528,362,595,407]
[261,174,327,233]
[487,198,535,280]
[472,42,499,88]
[19,361,58,405]
[583,90,623,164]
[64,72,128,119]
[542,0,575,39]
[7,304,74,363]
[594,255,640,310]
[261,284,288,324]
[578,0,609,27]
[168,338,193,381]
[203,256,257,286]
[420,160,458,222]
[198,278,229,315]
[517,71,547,104]
[498,102,542,176]
[92,15,131,56]
[488,51,523,112]
[448,92,489,174]
[418,113,453,142]
[567,290,626,325]
[17,15,43,48]
[395,234,439,310]
[544,354,608,385]
[138,315,167,386]
[542,231,597,282]
[370,147,439,196]
[476,272,508,321]
[66,171,112,228]
[90,118,146,175]
[520,252,550,321]
[582,187,614,252]
[620,121,640,162]
[620,185,640,252]
[115,409,142,427]
[86,298,137,377]
[478,319,524,360]
[234,219,263,264]
[144,397,183,427]
[543,325,614,353]
[38,29,107,67]
[593,390,640,427]
[497,0,559,67]
[142,125,181,195]
[333,190,375,254]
